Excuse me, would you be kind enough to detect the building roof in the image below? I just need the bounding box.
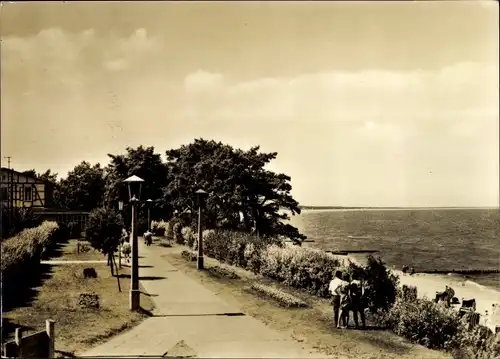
[1,167,46,184]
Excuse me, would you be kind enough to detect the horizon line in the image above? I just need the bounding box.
[298,205,499,210]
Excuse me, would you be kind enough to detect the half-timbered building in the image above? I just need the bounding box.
[0,167,89,231]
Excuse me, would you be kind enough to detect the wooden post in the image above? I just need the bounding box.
[46,319,55,358]
[118,242,122,270]
[15,328,23,357]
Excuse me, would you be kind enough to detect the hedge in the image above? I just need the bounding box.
[1,221,65,307]
[194,228,398,312]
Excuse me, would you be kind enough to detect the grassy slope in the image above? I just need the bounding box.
[3,239,155,358]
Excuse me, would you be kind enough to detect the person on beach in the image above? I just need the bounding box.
[338,273,352,328]
[445,286,455,307]
[350,273,366,329]
[329,271,344,328]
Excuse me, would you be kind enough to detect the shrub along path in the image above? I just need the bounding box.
[81,239,331,358]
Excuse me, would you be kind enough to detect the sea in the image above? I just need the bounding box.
[287,208,500,291]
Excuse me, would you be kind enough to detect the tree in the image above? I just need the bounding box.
[105,146,170,224]
[56,162,105,211]
[164,139,306,244]
[22,169,58,185]
[85,207,124,275]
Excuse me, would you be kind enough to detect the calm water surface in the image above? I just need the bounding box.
[288,208,500,290]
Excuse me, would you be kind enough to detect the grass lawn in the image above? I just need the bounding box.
[3,240,155,358]
[55,239,107,261]
[164,246,451,359]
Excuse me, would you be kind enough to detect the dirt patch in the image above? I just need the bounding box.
[3,241,155,358]
[165,248,450,359]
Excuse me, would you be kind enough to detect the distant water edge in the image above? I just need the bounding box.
[288,208,500,291]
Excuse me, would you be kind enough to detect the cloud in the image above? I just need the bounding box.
[1,26,498,206]
[180,63,498,128]
[184,70,225,95]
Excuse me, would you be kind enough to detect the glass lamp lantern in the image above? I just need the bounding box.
[124,175,144,201]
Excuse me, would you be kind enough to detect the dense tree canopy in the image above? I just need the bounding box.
[165,139,306,244]
[22,139,305,243]
[104,146,170,227]
[56,161,106,211]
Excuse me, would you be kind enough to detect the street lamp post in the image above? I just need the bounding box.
[195,189,209,270]
[146,199,153,232]
[118,201,124,269]
[124,175,144,311]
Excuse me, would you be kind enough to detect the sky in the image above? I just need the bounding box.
[1,1,498,207]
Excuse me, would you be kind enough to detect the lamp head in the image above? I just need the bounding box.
[195,188,209,207]
[124,175,144,200]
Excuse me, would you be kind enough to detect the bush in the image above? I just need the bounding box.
[165,221,174,241]
[173,222,183,244]
[379,296,464,350]
[453,326,499,359]
[249,283,307,308]
[151,220,168,237]
[181,250,196,262]
[1,221,62,307]
[260,244,344,297]
[363,255,399,313]
[181,227,196,248]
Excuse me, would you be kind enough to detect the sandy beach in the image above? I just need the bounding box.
[396,270,500,331]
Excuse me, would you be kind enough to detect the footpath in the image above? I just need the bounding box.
[81,240,332,358]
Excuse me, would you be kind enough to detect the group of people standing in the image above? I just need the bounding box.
[329,270,367,329]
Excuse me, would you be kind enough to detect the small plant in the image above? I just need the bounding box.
[249,283,308,308]
[78,292,100,309]
[76,241,91,253]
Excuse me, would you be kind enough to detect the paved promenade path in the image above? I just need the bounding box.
[81,240,332,358]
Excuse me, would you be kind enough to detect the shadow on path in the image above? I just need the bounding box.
[141,291,159,297]
[117,274,166,281]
